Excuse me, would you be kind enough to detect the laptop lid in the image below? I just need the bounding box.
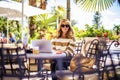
[31,40,53,53]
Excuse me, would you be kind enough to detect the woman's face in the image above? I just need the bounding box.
[60,22,70,34]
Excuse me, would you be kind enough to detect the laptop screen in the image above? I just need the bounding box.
[31,40,53,53]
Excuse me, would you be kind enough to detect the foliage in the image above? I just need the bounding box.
[54,6,66,18]
[28,5,66,41]
[77,24,96,37]
[110,35,120,40]
[9,20,22,41]
[73,0,117,12]
[0,17,7,34]
[45,27,56,40]
[28,13,57,42]
[92,11,102,29]
[113,25,120,35]
[0,17,22,41]
[73,24,119,40]
[36,13,57,29]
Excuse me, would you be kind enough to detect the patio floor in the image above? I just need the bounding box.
[2,58,120,80]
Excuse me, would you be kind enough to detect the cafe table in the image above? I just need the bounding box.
[26,52,67,74]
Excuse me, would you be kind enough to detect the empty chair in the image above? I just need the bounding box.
[0,43,3,80]
[0,42,30,80]
[1,42,45,80]
[104,40,120,80]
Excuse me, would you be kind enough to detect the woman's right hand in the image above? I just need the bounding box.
[55,50,63,54]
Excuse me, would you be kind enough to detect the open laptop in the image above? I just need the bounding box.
[31,40,53,53]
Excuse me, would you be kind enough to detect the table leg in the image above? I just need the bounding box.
[38,59,42,71]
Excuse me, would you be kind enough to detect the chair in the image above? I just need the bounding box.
[104,40,120,80]
[75,39,85,54]
[0,42,29,80]
[56,39,107,80]
[1,42,45,80]
[0,43,3,80]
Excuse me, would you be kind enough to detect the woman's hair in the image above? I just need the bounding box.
[9,32,15,37]
[56,19,75,41]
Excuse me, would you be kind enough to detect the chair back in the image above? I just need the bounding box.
[0,42,29,79]
[75,39,85,54]
[86,39,107,58]
[104,40,120,80]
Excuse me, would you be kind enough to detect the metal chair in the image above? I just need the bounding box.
[75,39,85,54]
[1,42,45,80]
[56,39,107,80]
[0,43,30,80]
[104,40,120,80]
[0,43,3,80]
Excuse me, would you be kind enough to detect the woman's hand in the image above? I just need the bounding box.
[55,50,63,54]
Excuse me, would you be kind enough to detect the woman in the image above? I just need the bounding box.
[0,31,3,42]
[9,32,16,43]
[51,19,76,80]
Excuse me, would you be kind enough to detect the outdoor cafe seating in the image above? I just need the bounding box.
[0,42,45,80]
[25,39,86,80]
[1,38,120,80]
[56,39,120,80]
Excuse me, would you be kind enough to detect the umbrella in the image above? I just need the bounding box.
[0,0,48,18]
[0,0,48,43]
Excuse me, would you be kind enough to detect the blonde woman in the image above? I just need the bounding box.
[52,19,76,56]
[51,19,76,80]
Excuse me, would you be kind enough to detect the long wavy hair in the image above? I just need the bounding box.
[56,19,75,41]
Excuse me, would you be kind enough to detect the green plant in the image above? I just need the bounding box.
[94,29,103,37]
[109,35,119,40]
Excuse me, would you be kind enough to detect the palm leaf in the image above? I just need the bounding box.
[74,0,116,12]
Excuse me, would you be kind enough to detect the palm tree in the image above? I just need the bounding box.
[36,14,57,29]
[92,11,102,29]
[29,0,37,7]
[113,25,120,35]
[67,0,70,20]
[39,0,47,10]
[73,0,120,12]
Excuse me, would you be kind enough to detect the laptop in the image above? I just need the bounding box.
[31,40,53,53]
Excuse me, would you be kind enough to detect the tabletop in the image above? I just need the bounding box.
[26,52,67,72]
[26,52,66,59]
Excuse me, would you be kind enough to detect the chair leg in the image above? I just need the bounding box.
[72,73,74,80]
[0,69,3,80]
[45,70,49,80]
[79,75,84,80]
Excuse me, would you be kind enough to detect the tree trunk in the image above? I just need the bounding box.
[67,0,70,20]
[29,0,37,37]
[29,0,37,7]
[40,0,47,10]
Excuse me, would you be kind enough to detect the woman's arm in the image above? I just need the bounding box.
[64,39,76,56]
